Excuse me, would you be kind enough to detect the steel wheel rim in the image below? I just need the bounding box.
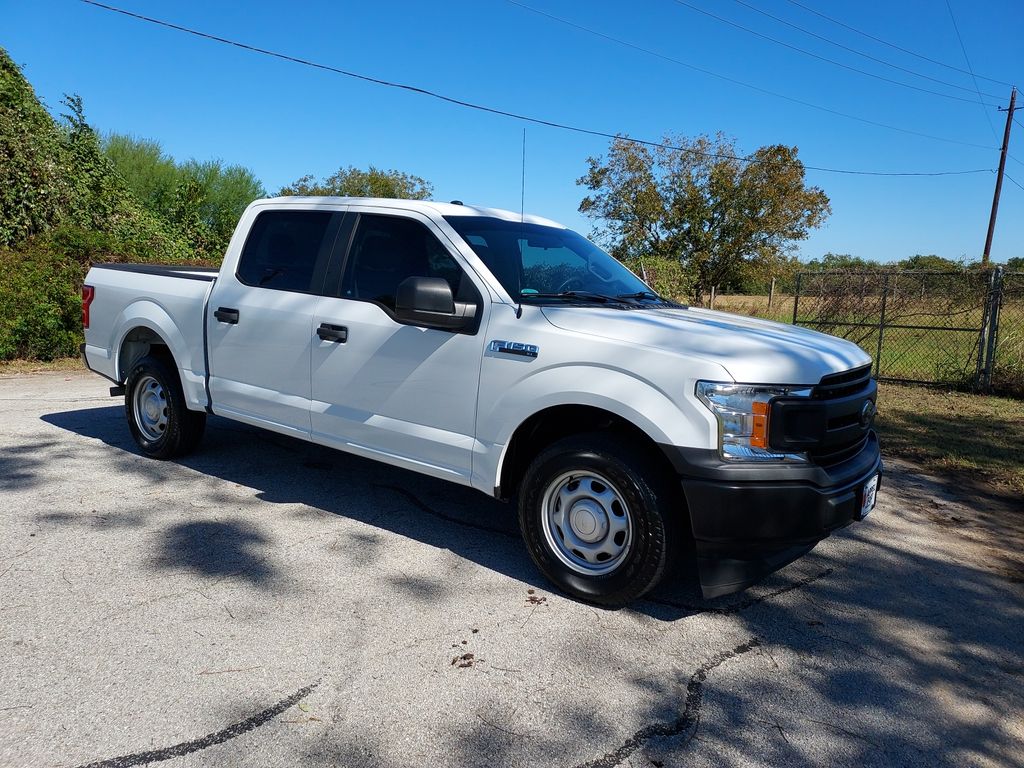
[541,470,633,575]
[133,375,168,442]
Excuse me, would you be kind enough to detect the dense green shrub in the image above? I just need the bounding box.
[0,222,201,361]
[0,238,85,360]
[0,53,73,245]
[0,47,201,360]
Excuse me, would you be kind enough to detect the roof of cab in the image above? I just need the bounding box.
[252,196,567,229]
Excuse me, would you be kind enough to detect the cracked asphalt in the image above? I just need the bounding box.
[1,370,1023,768]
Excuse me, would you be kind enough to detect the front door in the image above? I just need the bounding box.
[310,209,487,482]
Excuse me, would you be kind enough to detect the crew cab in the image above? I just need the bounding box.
[81,197,881,606]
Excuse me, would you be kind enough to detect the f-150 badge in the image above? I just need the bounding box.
[489,340,539,358]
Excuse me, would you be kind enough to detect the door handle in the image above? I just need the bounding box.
[214,307,239,324]
[317,323,348,343]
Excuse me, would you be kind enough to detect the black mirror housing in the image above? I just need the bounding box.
[395,276,475,331]
[397,276,455,314]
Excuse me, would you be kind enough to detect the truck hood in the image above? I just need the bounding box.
[540,305,871,384]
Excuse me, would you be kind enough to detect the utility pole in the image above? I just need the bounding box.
[982,86,1017,265]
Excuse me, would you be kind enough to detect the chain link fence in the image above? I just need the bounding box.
[791,269,1022,395]
[992,271,1024,395]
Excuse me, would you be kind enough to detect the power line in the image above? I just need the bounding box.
[671,0,1001,107]
[506,0,995,151]
[79,0,996,178]
[730,0,1002,100]
[944,0,1000,142]
[1004,173,1024,194]
[782,0,1014,88]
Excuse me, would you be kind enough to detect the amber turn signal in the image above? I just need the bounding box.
[750,401,770,449]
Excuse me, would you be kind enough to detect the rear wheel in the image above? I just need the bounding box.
[125,354,206,459]
[518,433,678,607]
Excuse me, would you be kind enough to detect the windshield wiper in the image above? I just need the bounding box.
[524,290,673,307]
[522,291,629,304]
[615,291,662,301]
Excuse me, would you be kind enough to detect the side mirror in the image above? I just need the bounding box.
[395,277,476,331]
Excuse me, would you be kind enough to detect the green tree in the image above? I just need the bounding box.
[802,253,878,271]
[277,165,433,200]
[898,254,962,271]
[1002,256,1023,271]
[178,158,264,250]
[102,133,179,212]
[738,253,802,294]
[578,134,830,303]
[103,134,265,259]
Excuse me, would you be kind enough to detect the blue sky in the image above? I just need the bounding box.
[4,0,1023,263]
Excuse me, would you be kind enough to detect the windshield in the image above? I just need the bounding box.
[444,216,661,304]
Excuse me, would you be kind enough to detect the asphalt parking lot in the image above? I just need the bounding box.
[2,371,1023,768]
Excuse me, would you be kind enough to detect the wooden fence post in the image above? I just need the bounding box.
[792,274,802,324]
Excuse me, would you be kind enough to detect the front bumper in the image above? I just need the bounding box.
[660,432,882,598]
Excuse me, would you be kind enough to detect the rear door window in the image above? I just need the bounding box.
[237,210,335,293]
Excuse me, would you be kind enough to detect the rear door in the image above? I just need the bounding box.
[309,208,488,482]
[207,206,345,437]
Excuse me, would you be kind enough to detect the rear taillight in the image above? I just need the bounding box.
[82,285,95,329]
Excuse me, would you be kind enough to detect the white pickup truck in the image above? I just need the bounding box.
[81,196,881,606]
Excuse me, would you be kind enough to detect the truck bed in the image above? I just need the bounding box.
[82,263,217,409]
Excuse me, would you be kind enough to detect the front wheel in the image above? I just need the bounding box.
[518,433,678,607]
[125,354,206,459]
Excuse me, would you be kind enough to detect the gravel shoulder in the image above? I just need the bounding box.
[1,371,1022,768]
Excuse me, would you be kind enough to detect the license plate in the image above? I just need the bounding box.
[859,474,879,519]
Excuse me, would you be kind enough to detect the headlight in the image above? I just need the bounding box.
[695,381,812,462]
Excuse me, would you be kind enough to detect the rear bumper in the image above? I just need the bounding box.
[80,342,119,384]
[661,432,882,598]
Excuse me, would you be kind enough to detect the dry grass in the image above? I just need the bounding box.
[875,382,1024,497]
[0,357,84,376]
[708,294,796,323]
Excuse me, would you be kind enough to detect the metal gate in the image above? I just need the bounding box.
[792,269,1016,389]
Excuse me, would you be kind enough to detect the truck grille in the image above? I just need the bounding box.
[769,364,876,468]
[812,364,873,400]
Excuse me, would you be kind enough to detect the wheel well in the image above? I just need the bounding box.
[118,327,174,382]
[497,405,678,501]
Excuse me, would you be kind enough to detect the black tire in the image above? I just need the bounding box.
[124,354,206,459]
[518,433,678,607]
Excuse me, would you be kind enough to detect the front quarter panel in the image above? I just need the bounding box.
[472,306,728,493]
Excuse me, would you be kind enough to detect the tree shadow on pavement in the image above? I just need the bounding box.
[154,520,275,584]
[41,407,548,597]
[41,405,875,619]
[0,439,65,492]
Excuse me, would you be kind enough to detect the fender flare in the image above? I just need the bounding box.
[111,300,194,382]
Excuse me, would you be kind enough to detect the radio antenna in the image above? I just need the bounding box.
[520,127,527,223]
[515,127,527,319]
